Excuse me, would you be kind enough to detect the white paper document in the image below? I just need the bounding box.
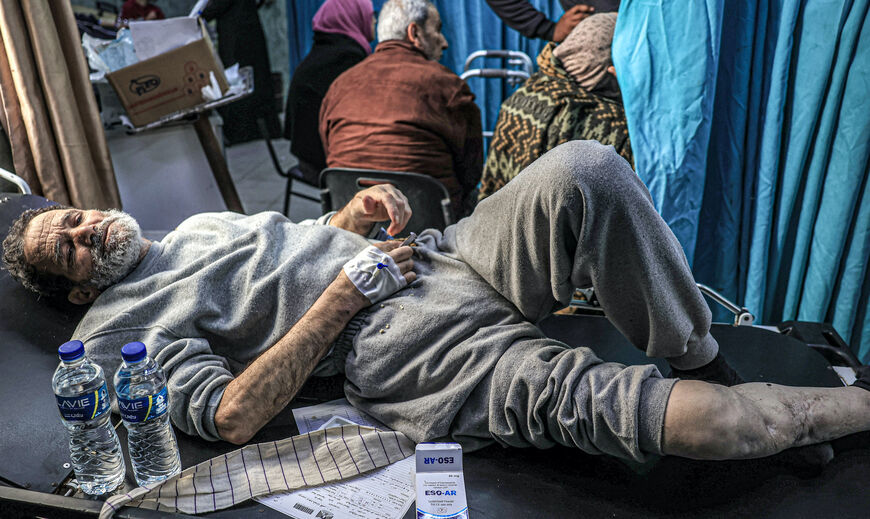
[291,398,387,434]
[255,399,415,519]
[833,366,857,386]
[129,18,201,61]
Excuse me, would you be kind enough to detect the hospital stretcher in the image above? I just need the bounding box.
[2,193,868,518]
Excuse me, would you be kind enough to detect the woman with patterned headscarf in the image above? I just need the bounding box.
[479,13,632,199]
[284,0,376,185]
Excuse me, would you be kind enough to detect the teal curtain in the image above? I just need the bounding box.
[614,0,870,360]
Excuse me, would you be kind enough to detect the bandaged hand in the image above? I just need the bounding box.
[343,242,416,304]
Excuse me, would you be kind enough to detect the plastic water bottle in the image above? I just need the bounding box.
[114,342,181,486]
[52,340,126,495]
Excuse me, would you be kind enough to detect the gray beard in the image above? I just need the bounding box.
[89,210,143,289]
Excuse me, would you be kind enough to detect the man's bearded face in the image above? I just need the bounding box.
[88,210,143,289]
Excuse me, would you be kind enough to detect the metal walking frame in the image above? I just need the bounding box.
[460,50,533,143]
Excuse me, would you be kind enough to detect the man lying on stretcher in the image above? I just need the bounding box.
[4,141,869,463]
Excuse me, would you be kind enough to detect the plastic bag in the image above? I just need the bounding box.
[82,29,139,77]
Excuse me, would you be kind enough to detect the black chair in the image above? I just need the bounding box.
[319,167,455,234]
[258,118,320,217]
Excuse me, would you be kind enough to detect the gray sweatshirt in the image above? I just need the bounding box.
[74,211,368,441]
[75,207,532,451]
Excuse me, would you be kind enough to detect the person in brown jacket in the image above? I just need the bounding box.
[319,0,483,217]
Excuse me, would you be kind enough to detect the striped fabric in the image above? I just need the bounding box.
[99,425,414,519]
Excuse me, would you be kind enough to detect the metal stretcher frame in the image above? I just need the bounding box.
[0,168,31,195]
[2,194,869,518]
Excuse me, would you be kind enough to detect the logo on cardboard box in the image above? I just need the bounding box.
[184,61,209,96]
[129,75,161,96]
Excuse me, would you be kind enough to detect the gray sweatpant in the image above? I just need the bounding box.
[339,141,717,462]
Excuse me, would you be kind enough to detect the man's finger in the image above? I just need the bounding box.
[395,257,414,273]
[386,200,409,235]
[566,5,593,23]
[389,245,414,262]
[398,191,411,227]
[375,187,410,229]
[386,219,404,237]
[397,208,412,234]
[569,4,594,13]
[403,271,417,284]
[361,194,378,216]
[372,240,401,253]
[382,197,399,221]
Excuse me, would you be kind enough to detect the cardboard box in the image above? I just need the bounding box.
[106,20,228,127]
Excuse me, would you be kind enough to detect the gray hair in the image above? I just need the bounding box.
[377,0,433,42]
[2,205,71,297]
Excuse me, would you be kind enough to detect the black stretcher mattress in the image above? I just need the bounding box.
[2,194,868,518]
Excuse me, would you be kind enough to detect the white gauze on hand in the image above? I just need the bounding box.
[343,246,407,304]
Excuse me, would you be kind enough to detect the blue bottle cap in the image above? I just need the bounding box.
[58,340,85,361]
[121,341,147,363]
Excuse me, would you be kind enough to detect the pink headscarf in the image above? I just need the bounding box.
[312,0,375,54]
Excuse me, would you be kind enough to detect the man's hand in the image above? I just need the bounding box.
[342,240,418,306]
[552,5,594,42]
[371,240,417,285]
[330,184,412,236]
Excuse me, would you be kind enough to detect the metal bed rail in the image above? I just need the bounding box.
[0,168,31,195]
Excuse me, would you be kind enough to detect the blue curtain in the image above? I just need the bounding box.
[285,0,565,134]
[614,0,870,360]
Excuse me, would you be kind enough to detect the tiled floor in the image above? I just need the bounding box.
[224,137,322,222]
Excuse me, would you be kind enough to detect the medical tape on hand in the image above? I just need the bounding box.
[343,245,407,304]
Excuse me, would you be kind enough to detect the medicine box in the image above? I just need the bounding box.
[415,443,469,519]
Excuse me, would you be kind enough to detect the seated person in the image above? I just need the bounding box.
[320,0,482,217]
[120,0,165,22]
[479,13,631,199]
[202,0,281,143]
[284,0,376,185]
[485,0,616,41]
[6,141,870,465]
